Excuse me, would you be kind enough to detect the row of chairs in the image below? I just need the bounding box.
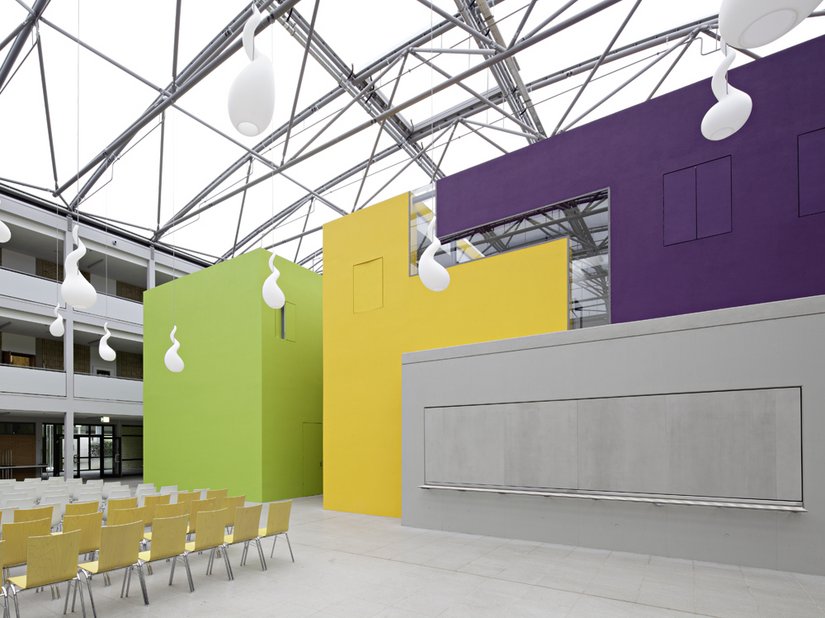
[0,496,294,616]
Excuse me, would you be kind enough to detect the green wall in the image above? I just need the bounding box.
[143,250,322,502]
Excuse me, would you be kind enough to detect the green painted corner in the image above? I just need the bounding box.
[143,249,322,503]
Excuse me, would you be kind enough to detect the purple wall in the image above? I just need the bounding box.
[436,35,825,323]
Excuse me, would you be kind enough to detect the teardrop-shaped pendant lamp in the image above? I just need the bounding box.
[164,325,184,373]
[418,217,450,292]
[99,322,116,362]
[262,252,286,309]
[49,305,65,338]
[228,5,274,137]
[61,225,98,309]
[719,0,821,49]
[701,44,753,141]
[0,199,10,244]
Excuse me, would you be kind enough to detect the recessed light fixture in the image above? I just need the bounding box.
[719,0,822,49]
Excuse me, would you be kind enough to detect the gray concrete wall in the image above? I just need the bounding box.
[402,295,825,574]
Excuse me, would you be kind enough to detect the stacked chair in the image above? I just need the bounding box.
[0,477,296,616]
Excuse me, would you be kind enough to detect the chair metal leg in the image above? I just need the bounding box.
[285,533,295,562]
[168,557,177,586]
[11,586,20,618]
[82,572,96,618]
[270,536,276,558]
[120,568,129,598]
[63,581,71,615]
[255,538,267,571]
[222,545,234,581]
[183,555,194,593]
[71,578,78,612]
[136,564,149,606]
[240,541,249,567]
[76,576,87,618]
[206,548,215,576]
[103,573,110,587]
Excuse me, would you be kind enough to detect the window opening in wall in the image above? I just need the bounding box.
[409,186,610,328]
[280,306,286,340]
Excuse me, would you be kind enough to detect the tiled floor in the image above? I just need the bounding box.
[11,495,825,616]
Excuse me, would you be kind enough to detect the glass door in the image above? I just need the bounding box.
[102,436,121,477]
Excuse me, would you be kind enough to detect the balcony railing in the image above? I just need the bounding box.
[0,267,143,324]
[74,374,142,403]
[0,364,66,397]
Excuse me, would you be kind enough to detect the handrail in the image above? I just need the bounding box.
[419,484,806,512]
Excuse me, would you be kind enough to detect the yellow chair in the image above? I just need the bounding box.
[79,521,148,607]
[7,530,91,618]
[143,495,170,526]
[187,498,218,535]
[260,500,294,562]
[221,495,245,530]
[136,514,192,593]
[65,501,100,517]
[107,497,137,512]
[1,518,52,579]
[12,505,53,523]
[224,504,265,571]
[205,489,227,502]
[174,491,198,507]
[0,540,7,616]
[183,508,232,582]
[63,511,103,558]
[144,503,187,543]
[107,506,149,527]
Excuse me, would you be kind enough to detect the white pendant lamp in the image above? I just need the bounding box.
[701,44,753,141]
[719,0,821,49]
[49,305,65,338]
[228,5,274,137]
[164,325,184,373]
[61,225,97,309]
[262,252,285,309]
[99,322,116,362]
[418,217,450,292]
[0,199,9,244]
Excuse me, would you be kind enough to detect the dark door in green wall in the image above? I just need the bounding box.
[302,422,322,496]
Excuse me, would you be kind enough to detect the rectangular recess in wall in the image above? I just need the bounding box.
[664,156,733,245]
[799,127,825,217]
[275,301,297,342]
[696,156,732,238]
[353,257,383,314]
[663,167,697,245]
[424,387,802,504]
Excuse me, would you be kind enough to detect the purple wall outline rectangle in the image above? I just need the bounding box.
[436,35,825,323]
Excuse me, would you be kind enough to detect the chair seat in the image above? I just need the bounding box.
[7,575,28,590]
[143,531,152,541]
[137,550,152,562]
[78,560,99,574]
[184,541,196,552]
[259,528,284,537]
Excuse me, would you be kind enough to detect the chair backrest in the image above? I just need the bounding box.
[1,518,51,568]
[25,530,81,588]
[221,495,246,525]
[85,479,103,487]
[174,491,197,505]
[154,502,186,519]
[74,491,102,503]
[107,497,137,511]
[205,489,228,502]
[147,515,187,561]
[97,521,143,572]
[143,494,171,509]
[188,498,218,532]
[159,485,177,495]
[65,501,99,517]
[107,506,149,527]
[63,511,103,555]
[13,505,53,523]
[107,487,133,500]
[4,497,35,509]
[265,500,292,535]
[192,509,229,551]
[136,483,155,493]
[231,504,262,543]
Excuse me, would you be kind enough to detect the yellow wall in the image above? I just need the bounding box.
[323,193,569,517]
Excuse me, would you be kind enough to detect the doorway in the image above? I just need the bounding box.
[45,423,122,479]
